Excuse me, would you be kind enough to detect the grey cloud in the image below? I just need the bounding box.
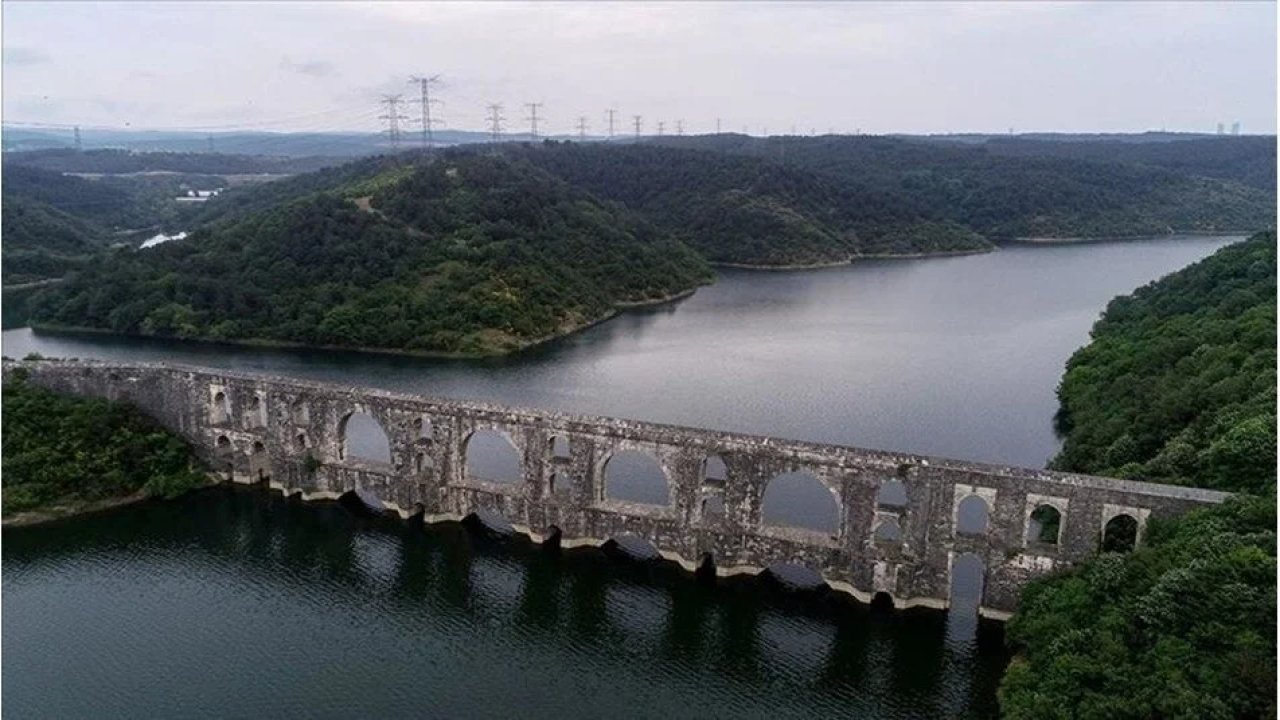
[4,47,50,66]
[280,56,336,78]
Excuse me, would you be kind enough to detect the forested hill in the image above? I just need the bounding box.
[504,143,990,265]
[1000,231,1276,719]
[4,148,339,176]
[1049,231,1276,492]
[26,154,711,356]
[655,134,1275,239]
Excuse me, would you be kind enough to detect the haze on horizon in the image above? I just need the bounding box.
[2,1,1276,137]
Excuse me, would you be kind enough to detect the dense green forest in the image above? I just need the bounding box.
[1,373,207,517]
[2,195,103,284]
[656,135,1275,239]
[982,136,1276,193]
[1000,232,1277,718]
[1051,232,1276,492]
[506,142,990,265]
[5,148,338,175]
[26,154,711,356]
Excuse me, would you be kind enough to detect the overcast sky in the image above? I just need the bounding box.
[3,1,1276,136]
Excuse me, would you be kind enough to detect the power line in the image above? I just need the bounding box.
[379,94,408,149]
[524,101,544,140]
[605,108,617,139]
[576,115,589,141]
[409,74,443,147]
[486,103,505,142]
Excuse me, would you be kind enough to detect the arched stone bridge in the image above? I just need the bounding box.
[6,359,1229,618]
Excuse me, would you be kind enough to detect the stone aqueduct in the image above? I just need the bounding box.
[7,360,1229,618]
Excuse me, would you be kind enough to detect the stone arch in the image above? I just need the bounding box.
[1102,514,1139,553]
[250,440,269,481]
[549,435,571,460]
[249,393,267,427]
[338,411,392,465]
[877,479,908,508]
[764,562,827,590]
[290,399,309,425]
[549,471,571,497]
[955,495,989,536]
[704,454,727,485]
[413,416,433,442]
[215,434,231,449]
[1027,504,1063,545]
[294,432,308,451]
[415,451,435,475]
[211,390,230,424]
[606,532,660,560]
[696,552,717,582]
[760,471,839,535]
[464,428,522,484]
[949,552,985,613]
[603,450,669,506]
[701,491,725,520]
[873,517,902,544]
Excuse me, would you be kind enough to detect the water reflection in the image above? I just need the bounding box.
[4,486,1009,719]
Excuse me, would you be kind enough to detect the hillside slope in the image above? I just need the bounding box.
[1050,231,1276,493]
[27,154,711,356]
[657,135,1275,240]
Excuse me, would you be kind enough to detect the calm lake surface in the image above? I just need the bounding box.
[2,235,1241,718]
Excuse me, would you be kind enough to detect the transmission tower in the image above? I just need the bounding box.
[409,74,443,147]
[605,108,617,139]
[676,120,683,136]
[74,125,83,151]
[633,115,642,139]
[486,103,506,142]
[716,117,722,135]
[524,102,544,140]
[379,94,408,149]
[657,121,665,137]
[576,116,589,141]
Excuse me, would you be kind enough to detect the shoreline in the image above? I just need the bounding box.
[23,285,703,362]
[1006,230,1251,245]
[2,491,151,528]
[712,245,997,270]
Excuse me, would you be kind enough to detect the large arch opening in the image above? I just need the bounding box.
[763,562,827,591]
[604,533,660,561]
[414,416,434,442]
[604,451,669,506]
[1028,505,1063,545]
[955,495,989,536]
[1102,514,1139,553]
[704,455,727,485]
[464,429,522,484]
[338,412,392,465]
[761,471,839,535]
[549,435,571,460]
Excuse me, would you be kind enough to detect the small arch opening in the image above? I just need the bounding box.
[415,452,435,474]
[604,451,669,506]
[216,434,231,449]
[1102,514,1139,553]
[294,433,307,451]
[464,429,522,484]
[466,508,515,537]
[211,391,230,424]
[544,525,564,551]
[704,455,727,486]
[955,495,989,536]
[871,591,895,612]
[550,471,573,497]
[339,412,392,465]
[701,492,725,520]
[695,553,717,583]
[290,400,309,425]
[249,394,266,427]
[761,471,839,535]
[604,533,660,561]
[251,441,268,481]
[415,416,434,440]
[1028,504,1063,545]
[549,435,571,460]
[874,518,902,544]
[877,480,908,508]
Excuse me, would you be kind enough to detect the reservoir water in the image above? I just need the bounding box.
[2,235,1241,718]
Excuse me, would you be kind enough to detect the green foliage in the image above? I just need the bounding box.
[1,378,207,515]
[507,142,993,265]
[5,148,336,175]
[28,154,712,356]
[656,134,1275,239]
[1000,495,1277,720]
[1050,232,1276,493]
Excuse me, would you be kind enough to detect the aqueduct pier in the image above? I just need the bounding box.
[6,359,1229,618]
